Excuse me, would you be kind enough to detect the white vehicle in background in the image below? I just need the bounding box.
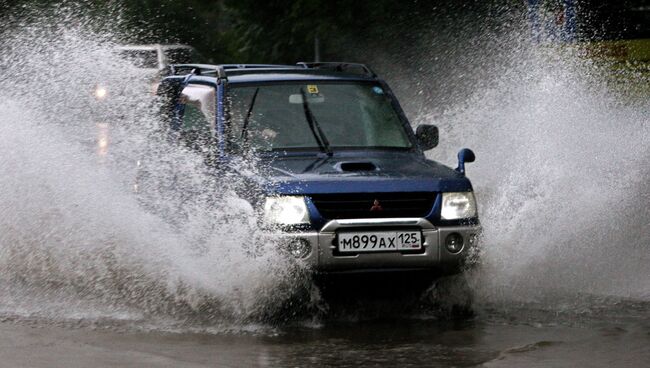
[94,44,197,100]
[116,44,197,72]
[92,44,197,157]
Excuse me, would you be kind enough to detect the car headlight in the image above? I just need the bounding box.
[441,192,477,220]
[263,196,310,226]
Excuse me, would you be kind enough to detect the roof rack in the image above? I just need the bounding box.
[168,63,299,78]
[296,62,377,78]
[167,62,378,80]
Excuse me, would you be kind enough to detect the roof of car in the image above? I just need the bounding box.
[168,63,380,84]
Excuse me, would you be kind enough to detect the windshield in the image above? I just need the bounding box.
[227,82,413,152]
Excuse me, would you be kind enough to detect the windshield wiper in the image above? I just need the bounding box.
[299,88,332,156]
[240,87,260,143]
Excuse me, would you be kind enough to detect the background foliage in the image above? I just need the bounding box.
[1,0,646,64]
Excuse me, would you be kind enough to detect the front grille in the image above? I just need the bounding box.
[310,192,437,219]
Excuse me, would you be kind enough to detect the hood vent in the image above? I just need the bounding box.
[336,161,378,172]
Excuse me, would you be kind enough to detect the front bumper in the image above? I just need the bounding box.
[272,218,481,275]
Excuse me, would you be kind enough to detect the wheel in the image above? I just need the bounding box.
[425,273,474,317]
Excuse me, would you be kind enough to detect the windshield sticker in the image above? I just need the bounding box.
[307,85,319,94]
[372,86,384,95]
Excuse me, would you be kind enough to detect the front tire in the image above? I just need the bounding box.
[425,273,474,317]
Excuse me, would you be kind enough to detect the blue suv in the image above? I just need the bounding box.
[158,62,480,280]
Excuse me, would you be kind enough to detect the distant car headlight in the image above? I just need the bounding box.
[94,86,108,99]
[441,192,477,220]
[263,196,310,226]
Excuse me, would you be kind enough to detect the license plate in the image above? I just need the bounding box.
[338,231,422,253]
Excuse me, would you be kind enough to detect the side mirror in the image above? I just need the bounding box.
[415,124,439,151]
[455,148,476,175]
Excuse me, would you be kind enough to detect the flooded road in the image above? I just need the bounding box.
[2,299,648,367]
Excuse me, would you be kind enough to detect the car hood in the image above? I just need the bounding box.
[249,151,473,194]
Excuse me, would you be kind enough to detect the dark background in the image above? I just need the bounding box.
[0,0,648,64]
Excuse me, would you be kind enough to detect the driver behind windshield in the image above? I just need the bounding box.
[227,82,412,153]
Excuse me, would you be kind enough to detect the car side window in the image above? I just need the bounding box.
[182,104,209,131]
[179,84,216,148]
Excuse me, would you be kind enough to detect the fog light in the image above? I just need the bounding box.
[287,238,311,258]
[445,233,464,253]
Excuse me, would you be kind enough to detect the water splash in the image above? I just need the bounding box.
[422,37,650,306]
[0,4,309,331]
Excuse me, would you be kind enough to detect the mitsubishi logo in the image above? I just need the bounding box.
[370,199,383,212]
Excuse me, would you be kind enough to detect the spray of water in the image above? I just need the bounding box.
[0,4,311,331]
[412,26,650,308]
